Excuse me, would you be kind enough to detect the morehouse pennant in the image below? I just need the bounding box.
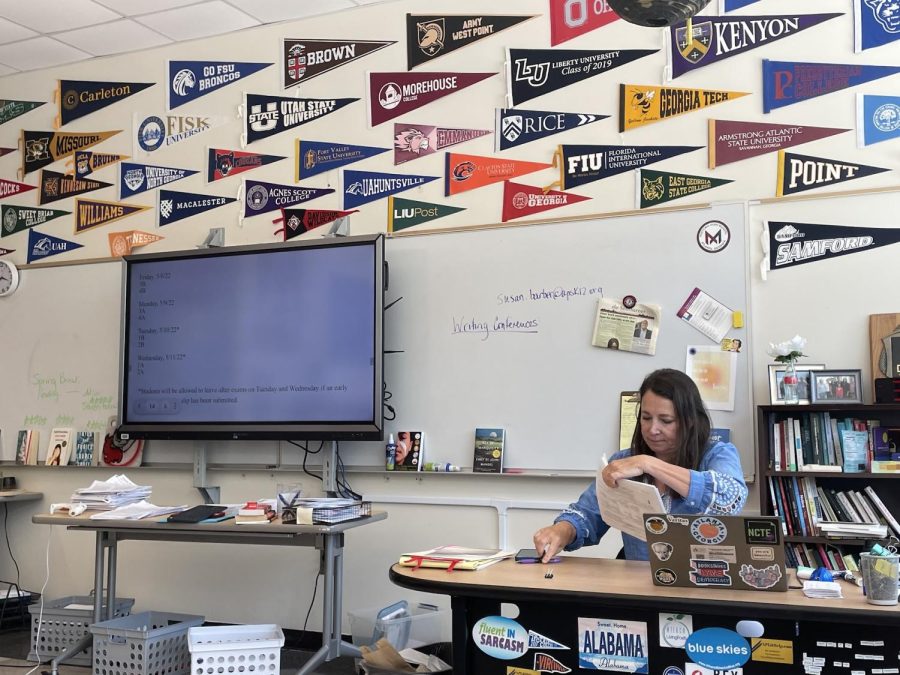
[283,39,395,88]
[2,205,69,237]
[75,198,150,234]
[369,71,495,126]
[158,189,237,227]
[766,220,900,271]
[669,13,842,79]
[776,150,889,197]
[637,169,733,209]
[277,208,357,240]
[296,139,388,180]
[69,150,129,178]
[108,230,163,257]
[496,109,607,151]
[763,60,900,113]
[0,99,45,126]
[507,48,657,106]
[407,14,536,69]
[134,113,231,156]
[39,169,112,205]
[855,0,900,51]
[445,152,551,196]
[0,178,36,201]
[28,228,82,263]
[20,129,120,176]
[394,124,491,165]
[343,169,438,209]
[708,120,848,168]
[168,60,272,109]
[120,162,199,199]
[857,94,900,146]
[620,84,748,131]
[387,196,465,232]
[549,0,620,46]
[554,144,701,190]
[502,180,589,222]
[56,80,153,127]
[244,93,358,144]
[207,148,285,182]
[244,179,334,218]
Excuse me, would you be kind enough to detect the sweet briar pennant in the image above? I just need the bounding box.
[158,189,237,226]
[1,205,69,237]
[28,228,82,263]
[296,139,388,180]
[369,71,495,126]
[501,180,589,222]
[168,60,271,109]
[708,120,848,168]
[343,169,438,209]
[620,84,748,131]
[776,150,888,197]
[548,0,619,46]
[766,220,900,271]
[763,60,900,112]
[553,144,701,190]
[495,109,607,151]
[75,198,150,234]
[244,179,334,218]
[39,170,112,205]
[407,14,536,69]
[638,169,733,209]
[56,80,153,126]
[277,208,357,240]
[394,124,490,165]
[283,39,395,88]
[387,196,465,232]
[445,152,552,196]
[0,178,36,201]
[244,94,358,144]
[207,148,285,182]
[20,129,120,176]
[119,162,198,199]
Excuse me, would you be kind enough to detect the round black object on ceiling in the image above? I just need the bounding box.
[607,0,712,27]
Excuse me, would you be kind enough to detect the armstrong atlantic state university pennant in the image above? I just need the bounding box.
[776,150,889,197]
[296,139,388,179]
[56,80,153,126]
[369,71,495,126]
[244,94,358,144]
[134,113,231,156]
[244,180,334,218]
[119,162,199,199]
[708,120,848,168]
[854,0,900,51]
[2,205,69,237]
[407,14,536,69]
[620,84,748,131]
[158,189,237,227]
[554,144,701,190]
[445,152,551,196]
[168,60,271,109]
[0,99,44,126]
[549,0,619,46]
[763,60,900,112]
[343,169,438,209]
[207,148,285,182]
[278,208,357,240]
[39,170,111,205]
[857,94,900,146]
[767,220,900,271]
[387,196,465,232]
[394,124,491,165]
[28,229,82,263]
[69,150,128,178]
[21,129,120,176]
[502,180,589,222]
[75,198,150,234]
[0,178,36,201]
[495,109,607,151]
[283,39,395,88]
[637,169,733,209]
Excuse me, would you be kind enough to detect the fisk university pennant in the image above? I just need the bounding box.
[554,144,701,190]
[75,198,150,234]
[296,139,389,180]
[28,228,82,263]
[445,152,552,196]
[776,150,888,197]
[278,208,357,240]
[496,109,607,151]
[767,220,900,271]
[394,124,491,164]
[168,60,272,109]
[708,120,848,168]
[2,205,69,237]
[637,169,733,209]
[549,0,620,46]
[369,71,495,126]
[119,162,199,199]
[620,84,748,131]
[207,148,285,182]
[134,113,231,156]
[502,180,589,222]
[244,94,358,144]
[244,179,334,218]
[158,189,237,226]
[763,60,900,112]
[407,14,536,69]
[21,129,121,176]
[39,169,111,205]
[387,196,465,232]
[343,169,438,209]
[283,39,395,88]
[56,80,153,126]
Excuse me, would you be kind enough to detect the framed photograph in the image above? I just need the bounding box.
[767,364,825,405]
[810,369,863,404]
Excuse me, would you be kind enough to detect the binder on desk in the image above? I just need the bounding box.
[283,499,372,525]
[398,545,515,571]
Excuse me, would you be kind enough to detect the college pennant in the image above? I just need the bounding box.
[766,220,900,271]
[501,180,589,222]
[0,99,45,126]
[394,124,491,165]
[277,208,358,240]
[119,162,199,199]
[168,60,272,109]
[776,150,889,197]
[1,205,69,237]
[343,169,439,209]
[721,0,762,10]
[27,228,83,263]
[244,179,334,218]
[39,170,112,205]
[637,169,733,209]
[69,150,129,178]
[0,147,14,157]
[20,129,121,176]
[708,120,848,168]
[134,113,232,156]
[495,109,607,151]
[0,247,13,256]
[158,189,237,226]
[244,94,358,144]
[854,0,900,51]
[445,152,552,196]
[763,60,900,113]
[75,198,150,234]
[857,94,900,147]
[108,230,164,257]
[56,80,153,126]
[296,139,389,179]
[620,84,748,131]
[549,0,620,46]
[668,13,842,79]
[369,71,495,126]
[387,196,465,232]
[0,178,36,201]
[407,14,536,69]
[554,144,701,190]
[283,39,395,88]
[207,148,286,182]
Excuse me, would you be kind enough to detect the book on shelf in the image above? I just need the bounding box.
[15,430,29,465]
[818,521,888,538]
[45,427,74,466]
[473,427,506,473]
[863,485,900,538]
[394,430,424,471]
[840,429,868,472]
[16,430,41,466]
[74,432,97,466]
[235,500,276,524]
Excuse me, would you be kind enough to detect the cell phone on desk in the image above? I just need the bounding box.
[166,505,227,523]
[515,548,560,564]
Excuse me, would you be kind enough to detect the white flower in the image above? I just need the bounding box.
[767,335,808,363]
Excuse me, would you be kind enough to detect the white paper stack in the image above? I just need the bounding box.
[70,474,152,510]
[89,500,187,520]
[802,580,842,598]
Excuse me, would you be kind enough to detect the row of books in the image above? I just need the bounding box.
[15,428,98,466]
[388,427,508,473]
[785,541,860,575]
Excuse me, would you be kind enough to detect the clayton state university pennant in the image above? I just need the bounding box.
[445,152,552,196]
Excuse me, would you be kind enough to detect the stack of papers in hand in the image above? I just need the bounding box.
[802,580,842,598]
[70,474,152,510]
[89,500,187,520]
[398,545,515,571]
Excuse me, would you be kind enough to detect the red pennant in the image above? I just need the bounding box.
[445,153,551,196]
[0,177,36,200]
[502,181,590,222]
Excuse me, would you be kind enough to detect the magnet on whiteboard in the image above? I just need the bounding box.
[732,311,744,328]
[623,295,637,309]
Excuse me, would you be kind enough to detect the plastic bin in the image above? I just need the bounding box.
[188,624,285,675]
[89,610,204,675]
[27,595,135,665]
[348,602,446,651]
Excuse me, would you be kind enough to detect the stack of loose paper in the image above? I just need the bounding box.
[802,580,842,598]
[89,500,186,520]
[399,545,515,571]
[595,455,665,540]
[70,474,152,510]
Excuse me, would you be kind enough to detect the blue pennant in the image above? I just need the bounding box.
[120,162,199,199]
[28,228,83,263]
[169,60,272,109]
[343,169,438,209]
[297,140,389,180]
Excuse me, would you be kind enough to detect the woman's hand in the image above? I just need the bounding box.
[532,521,575,563]
[601,455,648,488]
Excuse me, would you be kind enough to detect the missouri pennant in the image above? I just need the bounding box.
[407,14,536,69]
[207,148,285,182]
[244,94,358,144]
[0,99,44,126]
[1,205,69,237]
[445,152,552,196]
[767,220,900,271]
[168,60,272,109]
[28,228,82,263]
[496,109,607,151]
[69,150,129,178]
[369,71,495,126]
[388,196,465,232]
[278,208,357,240]
[244,179,334,218]
[343,169,438,209]
[283,39,395,88]
[763,60,900,112]
[857,94,900,146]
[120,162,199,199]
[75,198,150,234]
[0,178,36,201]
[638,169,733,209]
[394,124,491,165]
[556,144,701,190]
[108,230,164,257]
[134,113,231,156]
[39,170,111,205]
[56,80,153,126]
[855,0,900,51]
[708,120,848,168]
[21,129,121,176]
[296,140,388,180]
[549,0,619,46]
[502,181,589,222]
[620,84,748,131]
[158,189,237,226]
[776,150,889,197]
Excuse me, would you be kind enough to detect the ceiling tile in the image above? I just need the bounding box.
[135,1,259,41]
[226,0,354,23]
[94,0,200,15]
[0,0,121,33]
[0,17,38,44]
[55,19,172,55]
[0,36,91,71]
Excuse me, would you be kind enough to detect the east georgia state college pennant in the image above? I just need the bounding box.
[767,220,900,271]
[244,94,358,144]
[39,170,112,205]
[244,179,334,218]
[0,178,36,201]
[445,152,552,196]
[857,94,900,146]
[207,148,285,182]
[501,180,589,222]
[343,169,438,209]
[394,124,490,165]
[75,198,150,234]
[119,162,199,199]
[387,196,465,232]
[708,120,848,168]
[158,189,237,227]
[556,144,701,190]
[407,14,536,69]
[776,150,888,197]
[56,80,153,126]
[496,108,607,151]
[283,39,395,88]
[168,60,271,109]
[620,84,748,131]
[369,71,495,126]
[1,205,69,237]
[637,169,733,209]
[28,228,83,263]
[762,60,900,113]
[278,208,357,240]
[296,139,389,180]
[548,0,619,46]
[21,129,121,176]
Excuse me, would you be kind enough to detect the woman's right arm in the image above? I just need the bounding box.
[533,480,611,562]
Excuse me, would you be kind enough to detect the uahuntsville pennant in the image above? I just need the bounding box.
[283,39,395,88]
[0,99,44,126]
[2,205,69,237]
[20,129,121,176]
[763,60,900,112]
[120,162,199,199]
[387,196,464,232]
[28,228,82,263]
[855,0,900,51]
[168,60,272,109]
[207,148,285,182]
[75,198,150,234]
[407,14,536,69]
[549,0,619,46]
[39,169,111,205]
[507,48,657,106]
[502,181,589,222]
[296,139,388,179]
[637,169,733,209]
[708,120,848,168]
[69,150,129,178]
[857,94,900,147]
[776,150,889,197]
[278,208,357,240]
[244,93,358,144]
[553,144,701,190]
[620,84,748,131]
[0,178,36,201]
[445,152,551,196]
[394,124,490,165]
[496,109,606,151]
[369,71,495,126]
[767,220,900,271]
[343,169,438,209]
[108,230,163,257]
[56,80,153,126]
[244,179,334,218]
[158,189,237,226]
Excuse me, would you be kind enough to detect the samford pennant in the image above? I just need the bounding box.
[120,162,199,199]
[394,124,491,164]
[445,152,552,196]
[75,198,150,234]
[507,48,657,106]
[369,71,495,126]
[278,208,358,240]
[857,94,900,146]
[855,0,900,51]
[549,0,620,46]
[343,169,438,209]
[388,196,465,232]
[638,169,733,209]
[20,129,121,176]
[407,14,536,69]
[495,109,608,151]
[108,230,164,257]
[168,60,271,109]
[283,39,395,88]
[767,220,900,271]
[39,169,112,205]
[0,99,44,126]
[56,80,153,126]
[244,179,334,218]
[0,178,36,201]
[158,189,237,226]
[244,94,358,144]
[669,13,842,79]
[134,113,231,156]
[28,228,83,263]
[207,148,285,182]
[555,144,701,190]
[776,150,889,197]
[708,120,848,168]
[69,150,129,178]
[620,84,748,131]
[502,180,589,222]
[296,140,388,180]
[2,205,69,237]
[763,60,900,112]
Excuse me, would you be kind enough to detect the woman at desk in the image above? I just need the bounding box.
[533,368,747,561]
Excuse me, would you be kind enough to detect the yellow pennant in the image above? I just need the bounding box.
[620,84,749,131]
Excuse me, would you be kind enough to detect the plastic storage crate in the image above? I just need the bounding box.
[89,610,204,675]
[27,595,135,666]
[188,624,284,675]
[349,602,445,651]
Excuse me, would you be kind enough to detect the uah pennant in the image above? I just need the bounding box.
[0,99,44,126]
[549,0,619,46]
[407,14,536,69]
[108,229,163,257]
[763,60,900,112]
[69,150,128,178]
[283,38,395,88]
[0,178,36,201]
[767,220,900,271]
[708,119,848,168]
[369,71,495,126]
[207,148,285,182]
[75,198,150,233]
[244,93,358,144]
[120,162,199,199]
[296,139,388,179]
[854,0,900,51]
[620,84,748,131]
[21,129,121,176]
[445,152,552,196]
[56,80,153,126]
[856,94,900,146]
[637,169,733,209]
[776,150,888,197]
[39,169,111,205]
[502,180,589,222]
[394,124,491,165]
[0,147,14,157]
[496,109,607,151]
[278,208,357,240]
[343,169,438,209]
[387,196,465,232]
[244,179,334,218]
[721,0,761,11]
[168,60,271,109]
[555,144,701,190]
[134,113,232,156]
[28,228,82,263]
[2,205,69,237]
[158,189,237,226]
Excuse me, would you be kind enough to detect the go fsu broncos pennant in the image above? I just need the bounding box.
[388,196,465,232]
[857,94,900,146]
[496,109,607,151]
[0,178,36,201]
[708,120,848,168]
[776,150,888,197]
[283,39,395,88]
[407,14,536,69]
[0,99,44,126]
[343,169,438,209]
[555,144,701,190]
[767,220,900,270]
[620,84,748,131]
[21,129,120,176]
[278,208,357,240]
[108,230,163,257]
[394,124,491,164]
[56,80,153,126]
[549,0,620,46]
[28,228,82,263]
[120,162,198,199]
[158,189,237,226]
[369,71,495,126]
[244,179,334,218]
[855,0,900,51]
[763,60,900,112]
[637,169,733,209]
[40,170,111,205]
[75,198,150,234]
[207,148,285,182]
[296,139,388,180]
[2,205,69,237]
[244,94,358,144]
[445,152,551,196]
[69,150,128,178]
[502,180,589,222]
[168,60,271,109]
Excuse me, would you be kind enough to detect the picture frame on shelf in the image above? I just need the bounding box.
[810,369,864,404]
[767,364,825,405]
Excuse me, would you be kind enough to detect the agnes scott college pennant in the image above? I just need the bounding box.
[387,196,464,232]
[244,179,334,218]
[496,109,607,151]
[638,169,733,209]
[296,139,388,180]
[21,129,121,176]
[75,198,150,234]
[502,180,589,222]
[39,170,111,205]
[28,228,82,263]
[279,208,357,240]
[549,0,620,46]
[158,189,237,226]
[2,205,69,237]
[369,72,495,126]
[244,94,358,144]
[445,152,552,196]
[620,84,748,131]
[56,80,153,126]
[120,162,199,199]
[168,60,272,109]
[407,14,536,69]
[343,169,438,209]
[283,39,395,88]
[0,99,44,126]
[394,124,491,165]
[763,60,900,112]
[556,144,701,190]
[767,220,900,271]
[855,0,900,51]
[857,94,900,146]
[207,148,285,182]
[708,120,848,168]
[776,150,888,197]
[0,178,36,201]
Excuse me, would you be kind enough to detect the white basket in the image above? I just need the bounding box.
[188,624,284,675]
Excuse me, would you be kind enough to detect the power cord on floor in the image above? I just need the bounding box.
[24,525,52,675]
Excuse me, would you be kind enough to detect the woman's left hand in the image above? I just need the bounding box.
[601,455,648,488]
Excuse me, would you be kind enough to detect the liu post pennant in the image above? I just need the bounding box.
[394,124,491,164]
[767,220,900,271]
[857,94,900,146]
[638,169,733,209]
[2,205,69,237]
[407,14,536,69]
[620,84,748,131]
[502,181,589,222]
[388,196,465,232]
[56,80,153,126]
[496,109,607,151]
[75,198,150,234]
[369,71,495,126]
[0,178,36,201]
[244,94,358,144]
[278,208,358,240]
[855,0,900,51]
[168,60,272,109]
[70,150,128,178]
[207,148,285,182]
[708,120,848,168]
[120,162,199,199]
[776,150,888,197]
[28,228,83,263]
[549,0,620,46]
[763,60,900,112]
[296,139,389,180]
[283,39,395,88]
[445,152,552,196]
[21,129,121,176]
[343,169,438,209]
[158,189,237,226]
[0,99,45,126]
[39,170,111,205]
[555,144,701,190]
[244,179,334,218]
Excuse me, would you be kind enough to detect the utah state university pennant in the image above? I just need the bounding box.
[244,94,358,144]
[767,220,900,271]
[283,38,395,88]
[407,14,536,69]
[502,181,589,222]
[445,152,552,196]
[776,150,888,197]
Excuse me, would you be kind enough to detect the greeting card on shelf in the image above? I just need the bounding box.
[394,430,424,471]
[46,428,74,466]
[473,427,506,473]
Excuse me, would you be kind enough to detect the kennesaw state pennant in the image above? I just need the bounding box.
[369,72,495,126]
[278,208,357,240]
[1,205,69,237]
[69,150,128,178]
[407,14,536,69]
[56,80,153,126]
[388,196,465,232]
[620,84,748,131]
[296,140,389,180]
[39,169,111,205]
[28,228,82,263]
[134,113,231,156]
[120,162,199,199]
[343,169,438,209]
[767,220,900,270]
[108,230,164,257]
[283,39,395,88]
[207,148,285,182]
[244,94,358,144]
[168,60,272,109]
[555,144,701,190]
[158,189,237,226]
[549,0,619,46]
[855,0,900,51]
[21,129,121,176]
[776,150,889,197]
[244,179,334,218]
[394,124,491,165]
[496,109,607,152]
[75,198,150,234]
[638,169,733,209]
[708,120,848,168]
[763,60,900,113]
[856,94,900,146]
[0,178,36,201]
[502,180,589,222]
[0,99,44,126]
[445,152,552,196]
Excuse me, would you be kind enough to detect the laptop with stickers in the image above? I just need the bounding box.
[643,513,789,592]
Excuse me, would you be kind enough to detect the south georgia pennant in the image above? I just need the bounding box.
[445,152,552,196]
[158,189,237,226]
[0,178,36,201]
[283,39,395,88]
[75,198,150,234]
[407,14,536,69]
[549,0,620,46]
[296,139,388,179]
[278,208,357,240]
[767,220,900,271]
[495,109,607,151]
[394,124,491,165]
[119,162,199,199]
[776,150,889,197]
[28,228,82,263]
[369,71,495,126]
[502,180,589,222]
[855,0,900,51]
[244,179,334,218]
[21,129,121,176]
[763,60,900,112]
[69,150,128,178]
[56,80,153,126]
[343,169,438,209]
[244,94,358,144]
[1,205,69,237]
[857,94,900,146]
[387,196,465,232]
[554,144,701,190]
[207,148,285,182]
[0,99,45,126]
[620,84,748,131]
[168,60,272,109]
[39,169,111,205]
[637,169,733,209]
[708,120,848,168]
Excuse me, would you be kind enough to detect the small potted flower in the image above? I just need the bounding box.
[767,335,807,404]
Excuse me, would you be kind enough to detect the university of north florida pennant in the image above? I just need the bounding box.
[75,198,150,234]
[134,113,231,156]
[668,13,842,79]
[278,208,357,240]
[168,60,272,109]
[708,120,848,168]
[244,94,358,144]
[767,220,900,271]
[555,144,702,190]
[394,124,491,164]
[21,129,121,176]
[70,151,128,178]
[637,169,733,209]
[56,80,153,126]
[296,139,389,179]
[244,179,334,218]
[407,14,536,69]
[207,148,285,182]
[28,228,82,263]
[763,60,900,112]
[283,39,395,88]
[0,99,45,126]
[549,0,619,46]
[620,84,748,131]
[721,0,762,11]
[0,178,36,201]
[158,189,237,226]
[120,162,199,199]
[343,169,438,209]
[39,170,111,205]
[856,94,900,146]
[502,180,589,222]
[108,229,164,257]
[507,48,657,106]
[369,72,495,126]
[854,0,900,51]
[495,109,607,151]
[388,196,465,232]
[776,150,889,197]
[1,205,69,237]
[445,152,552,196]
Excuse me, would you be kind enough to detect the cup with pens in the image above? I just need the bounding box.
[276,483,303,523]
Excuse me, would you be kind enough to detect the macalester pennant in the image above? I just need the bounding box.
[207,148,285,182]
[343,169,439,209]
[638,169,733,209]
[709,119,848,168]
[2,205,69,237]
[277,208,358,240]
[554,144,702,190]
[75,198,150,233]
[168,60,272,109]
[56,79,153,126]
[21,129,121,176]
[158,189,237,226]
[767,220,900,271]
[244,93,358,144]
[388,196,465,233]
[28,228,83,263]
[369,71,495,126]
[296,139,389,180]
[502,180,589,222]
[763,60,900,113]
[620,84,748,131]
[407,14,536,69]
[446,152,552,196]
[496,109,608,151]
[244,179,334,218]
[394,124,491,165]
[39,169,112,205]
[776,150,889,197]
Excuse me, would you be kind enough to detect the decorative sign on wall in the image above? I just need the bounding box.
[620,84,748,131]
[444,152,552,196]
[243,94,358,144]
[637,169,733,209]
[0,99,45,126]
[495,108,607,151]
[766,220,900,271]
[55,80,153,126]
[554,144,701,189]
[296,139,388,179]
[856,94,900,146]
[70,151,129,178]
[406,13,536,69]
[282,39,395,88]
[762,60,900,112]
[39,170,112,205]
[343,169,438,208]
[501,180,589,222]
[708,120,848,168]
[277,208,357,240]
[108,230,163,256]
[21,130,120,176]
[387,196,464,232]
[75,198,150,233]
[1,205,69,237]
[776,150,889,197]
[368,71,495,125]
[119,162,199,199]
[134,113,231,156]
[168,60,272,109]
[548,0,619,46]
[206,148,286,182]
[243,179,334,218]
[27,228,83,263]
[393,124,490,165]
[854,0,900,52]
[158,189,237,226]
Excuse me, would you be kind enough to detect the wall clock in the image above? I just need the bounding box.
[0,259,19,297]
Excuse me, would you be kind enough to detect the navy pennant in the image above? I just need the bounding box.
[28,228,83,263]
[496,109,608,151]
[776,151,889,197]
[555,144,702,190]
[57,80,153,126]
[39,169,112,205]
[343,169,439,209]
[120,162,199,199]
[169,60,272,109]
[244,180,334,218]
[768,221,900,270]
[158,189,237,226]
[244,93,358,144]
[296,140,388,180]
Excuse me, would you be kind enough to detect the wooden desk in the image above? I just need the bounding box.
[0,490,42,503]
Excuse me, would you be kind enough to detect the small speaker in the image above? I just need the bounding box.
[875,377,900,403]
[607,0,712,27]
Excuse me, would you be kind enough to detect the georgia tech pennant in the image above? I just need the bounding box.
[767,220,900,270]
[244,93,358,144]
[394,124,491,165]
[0,178,36,201]
[855,0,900,51]
[134,113,232,156]
[669,13,841,79]
[445,152,552,196]
[158,189,237,226]
[244,179,334,218]
[21,129,121,176]
[39,169,112,205]
[708,120,848,168]
[496,109,607,152]
[407,14,536,69]
[388,196,465,232]
[555,144,701,190]
[343,169,438,209]
[278,208,358,240]
[207,148,285,182]
[168,60,272,109]
[108,229,164,257]
[857,94,900,146]
[638,169,733,208]
[507,48,657,106]
[776,150,889,197]
[296,139,388,179]
[369,71,495,126]
[0,99,45,126]
[28,228,83,263]
[1,205,69,237]
[69,150,129,178]
[120,162,199,199]
[620,84,748,131]
[283,39,395,88]
[502,180,589,222]
[763,60,900,113]
[75,198,150,234]
[549,0,620,46]
[56,80,153,126]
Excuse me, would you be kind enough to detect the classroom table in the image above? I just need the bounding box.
[0,490,43,503]
[390,556,900,675]
[33,511,386,675]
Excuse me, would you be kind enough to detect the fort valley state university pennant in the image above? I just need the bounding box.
[637,169,733,209]
[369,72,495,126]
[2,205,69,237]
[620,84,748,131]
[244,94,358,144]
[75,198,150,234]
[283,39,395,88]
[708,120,848,168]
[495,109,607,151]
[549,0,620,46]
[388,196,465,232]
[343,169,438,209]
[776,150,888,197]
[168,60,271,109]
[394,124,491,165]
[296,139,388,180]
[762,60,900,112]
[244,179,334,218]
[502,180,589,222]
[56,80,153,126]
[21,129,120,176]
[766,220,900,271]
[554,144,701,190]
[445,152,552,196]
[407,14,536,69]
